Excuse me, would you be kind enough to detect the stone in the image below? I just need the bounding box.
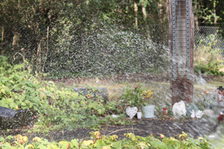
[0,106,36,129]
[74,87,109,102]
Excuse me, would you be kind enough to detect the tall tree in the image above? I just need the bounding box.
[169,0,194,104]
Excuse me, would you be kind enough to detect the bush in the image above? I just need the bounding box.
[0,56,124,130]
[194,34,224,76]
[0,132,211,149]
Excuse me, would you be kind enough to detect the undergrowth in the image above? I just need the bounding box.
[0,56,127,131]
[0,132,211,149]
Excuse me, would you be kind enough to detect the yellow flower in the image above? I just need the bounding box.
[25,144,34,149]
[124,133,135,138]
[86,94,93,98]
[59,141,70,149]
[32,137,42,142]
[138,142,149,149]
[81,140,94,147]
[142,90,153,98]
[179,132,188,139]
[47,143,60,149]
[170,137,178,141]
[14,135,28,144]
[90,131,101,139]
[110,135,118,141]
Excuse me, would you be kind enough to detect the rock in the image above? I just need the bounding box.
[74,87,108,102]
[0,106,36,129]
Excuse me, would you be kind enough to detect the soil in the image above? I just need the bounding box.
[0,118,216,141]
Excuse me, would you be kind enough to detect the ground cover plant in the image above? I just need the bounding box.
[0,55,224,148]
[0,56,128,131]
[0,132,211,149]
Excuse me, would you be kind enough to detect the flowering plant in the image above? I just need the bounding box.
[121,86,153,107]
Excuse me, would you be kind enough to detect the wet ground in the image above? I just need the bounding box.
[0,118,216,141]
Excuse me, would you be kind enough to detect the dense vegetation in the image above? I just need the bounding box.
[0,1,223,148]
[0,132,211,149]
[0,0,223,77]
[0,56,131,130]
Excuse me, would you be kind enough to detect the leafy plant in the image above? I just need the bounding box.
[194,34,224,76]
[121,86,153,107]
[0,132,212,149]
[0,56,127,130]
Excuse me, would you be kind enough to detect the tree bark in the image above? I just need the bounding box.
[1,26,4,42]
[12,32,20,47]
[134,0,138,28]
[141,5,147,20]
[169,0,194,104]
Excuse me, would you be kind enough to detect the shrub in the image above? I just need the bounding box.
[120,86,154,107]
[0,56,124,130]
[194,34,224,76]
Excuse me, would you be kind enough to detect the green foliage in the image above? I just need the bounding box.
[0,0,168,77]
[121,86,145,107]
[0,132,211,149]
[193,0,224,25]
[194,62,224,76]
[0,56,125,130]
[121,86,154,107]
[194,34,224,76]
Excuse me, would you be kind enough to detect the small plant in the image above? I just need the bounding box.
[121,86,154,107]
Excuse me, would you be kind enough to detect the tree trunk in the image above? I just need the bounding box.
[12,32,21,48]
[134,0,138,28]
[42,26,50,72]
[142,5,147,20]
[36,41,42,73]
[158,0,169,22]
[193,1,199,30]
[1,26,4,42]
[213,0,217,24]
[169,0,194,104]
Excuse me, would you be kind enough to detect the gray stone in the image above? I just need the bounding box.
[0,106,36,129]
[74,87,108,102]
